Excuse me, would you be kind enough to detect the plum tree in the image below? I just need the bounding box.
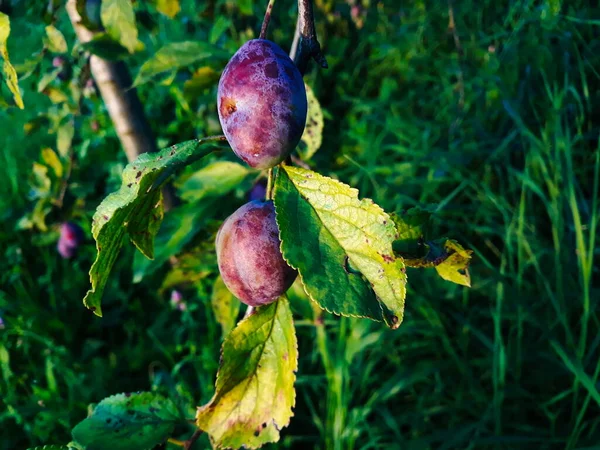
[217,39,307,169]
[216,200,297,306]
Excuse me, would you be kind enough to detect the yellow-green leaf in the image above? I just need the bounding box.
[434,240,472,287]
[45,25,68,53]
[299,83,323,160]
[156,0,180,18]
[211,275,241,336]
[41,148,63,178]
[274,165,406,329]
[196,297,297,448]
[101,0,138,54]
[0,12,24,109]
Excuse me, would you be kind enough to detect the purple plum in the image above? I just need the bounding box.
[216,200,297,306]
[57,222,84,259]
[217,39,307,169]
[248,179,267,201]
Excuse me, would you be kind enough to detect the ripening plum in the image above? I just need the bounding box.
[57,222,84,259]
[216,200,297,306]
[217,39,307,169]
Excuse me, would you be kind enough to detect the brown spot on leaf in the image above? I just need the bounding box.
[136,171,142,179]
[381,253,394,263]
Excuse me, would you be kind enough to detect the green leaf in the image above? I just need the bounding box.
[101,0,138,54]
[134,41,228,86]
[80,33,130,61]
[84,138,222,316]
[211,275,241,336]
[45,25,68,53]
[177,161,250,202]
[274,166,406,329]
[196,297,297,448]
[71,392,182,450]
[41,148,63,178]
[57,118,75,158]
[27,446,78,450]
[0,12,24,109]
[299,83,324,160]
[391,206,433,256]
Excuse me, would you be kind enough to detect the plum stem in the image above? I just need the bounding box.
[259,0,276,39]
[294,0,328,74]
[266,168,274,200]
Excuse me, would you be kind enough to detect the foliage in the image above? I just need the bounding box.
[1,0,599,449]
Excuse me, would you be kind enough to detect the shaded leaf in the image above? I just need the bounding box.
[299,83,323,160]
[177,161,249,202]
[81,33,129,61]
[134,41,228,86]
[211,275,241,336]
[71,392,182,450]
[0,12,24,109]
[391,206,434,256]
[84,138,222,316]
[160,240,217,291]
[183,66,220,98]
[274,166,406,329]
[101,0,138,54]
[196,297,297,448]
[45,25,68,53]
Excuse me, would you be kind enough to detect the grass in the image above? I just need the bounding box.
[1,0,599,449]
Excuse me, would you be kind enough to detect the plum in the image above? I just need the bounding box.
[57,222,84,259]
[248,179,267,201]
[216,200,297,306]
[217,39,307,169]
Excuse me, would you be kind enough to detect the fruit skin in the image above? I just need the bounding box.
[248,179,267,201]
[217,39,307,169]
[57,222,84,259]
[216,200,297,306]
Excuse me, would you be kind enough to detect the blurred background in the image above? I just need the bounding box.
[1,0,599,448]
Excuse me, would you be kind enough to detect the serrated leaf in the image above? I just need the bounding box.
[156,0,180,18]
[196,297,297,448]
[274,166,406,329]
[178,161,249,202]
[101,0,138,54]
[211,275,241,336]
[84,138,222,316]
[80,33,129,61]
[71,392,182,450]
[299,83,323,160]
[45,25,68,53]
[134,41,228,86]
[0,12,24,109]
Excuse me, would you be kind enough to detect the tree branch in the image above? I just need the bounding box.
[65,0,176,210]
[259,0,276,39]
[294,0,327,74]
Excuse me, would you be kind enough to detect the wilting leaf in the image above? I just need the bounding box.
[0,12,24,109]
[274,165,406,329]
[71,392,182,450]
[196,297,297,448]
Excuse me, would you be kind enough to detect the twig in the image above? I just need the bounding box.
[294,0,328,74]
[65,0,176,210]
[266,168,274,200]
[259,0,276,39]
[184,429,203,449]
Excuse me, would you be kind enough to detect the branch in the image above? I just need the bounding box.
[65,0,176,210]
[294,0,327,74]
[259,0,276,39]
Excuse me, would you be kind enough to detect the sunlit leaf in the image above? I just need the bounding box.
[71,392,183,450]
[211,275,241,336]
[434,240,472,287]
[299,83,323,160]
[101,0,138,54]
[57,119,75,158]
[177,161,250,202]
[41,148,63,178]
[0,12,24,109]
[45,25,68,53]
[134,41,228,86]
[196,297,297,448]
[274,165,406,329]
[156,0,180,18]
[84,138,223,316]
